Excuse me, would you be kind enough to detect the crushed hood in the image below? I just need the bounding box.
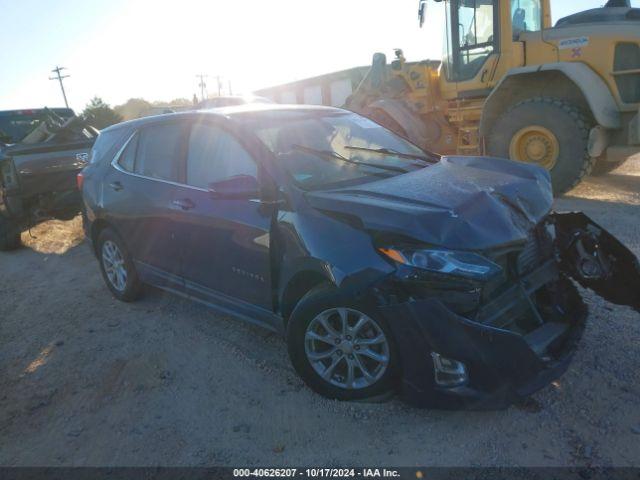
[305,156,553,251]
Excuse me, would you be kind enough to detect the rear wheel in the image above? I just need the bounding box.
[287,285,398,401]
[0,216,21,251]
[97,228,142,302]
[486,97,595,195]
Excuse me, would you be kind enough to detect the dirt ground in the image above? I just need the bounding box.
[1,158,639,467]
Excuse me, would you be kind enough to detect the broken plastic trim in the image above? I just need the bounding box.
[552,212,640,311]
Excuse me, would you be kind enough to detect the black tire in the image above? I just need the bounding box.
[486,97,595,196]
[96,227,142,302]
[0,216,21,251]
[286,284,398,401]
[590,153,628,176]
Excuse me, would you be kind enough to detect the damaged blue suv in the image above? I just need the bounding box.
[80,105,640,409]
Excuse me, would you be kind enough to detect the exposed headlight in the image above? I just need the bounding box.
[378,246,502,280]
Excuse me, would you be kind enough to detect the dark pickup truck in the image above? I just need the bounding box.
[0,108,98,250]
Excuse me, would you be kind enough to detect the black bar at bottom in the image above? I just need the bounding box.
[0,467,639,480]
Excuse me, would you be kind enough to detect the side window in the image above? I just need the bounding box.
[186,123,257,189]
[512,0,542,40]
[117,133,138,172]
[135,123,185,181]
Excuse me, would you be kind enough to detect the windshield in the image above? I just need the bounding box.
[244,111,435,190]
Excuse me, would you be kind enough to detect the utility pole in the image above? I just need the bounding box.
[228,79,233,96]
[216,75,222,96]
[49,66,70,108]
[196,74,208,101]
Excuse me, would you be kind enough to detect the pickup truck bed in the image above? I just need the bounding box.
[0,108,97,250]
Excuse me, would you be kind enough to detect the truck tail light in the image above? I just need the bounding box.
[76,172,84,190]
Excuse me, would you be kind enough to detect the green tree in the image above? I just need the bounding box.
[168,98,193,107]
[114,98,152,121]
[150,98,194,108]
[82,97,123,129]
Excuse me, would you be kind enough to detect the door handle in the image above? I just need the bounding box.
[109,181,123,191]
[172,198,195,210]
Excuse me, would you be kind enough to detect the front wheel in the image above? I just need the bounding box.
[486,97,595,195]
[286,285,398,401]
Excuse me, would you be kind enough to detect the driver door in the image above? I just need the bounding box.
[173,120,275,313]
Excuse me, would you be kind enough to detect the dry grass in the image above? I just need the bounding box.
[20,215,85,255]
[565,154,640,206]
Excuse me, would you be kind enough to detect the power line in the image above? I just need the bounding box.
[197,73,232,99]
[196,74,208,102]
[49,66,70,108]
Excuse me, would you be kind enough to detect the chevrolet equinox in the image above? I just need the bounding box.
[80,105,640,409]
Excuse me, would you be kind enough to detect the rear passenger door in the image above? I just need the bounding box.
[104,120,188,286]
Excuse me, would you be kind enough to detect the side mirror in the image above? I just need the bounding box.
[418,0,427,28]
[208,175,259,199]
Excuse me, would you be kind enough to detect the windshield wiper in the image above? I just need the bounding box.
[291,144,410,174]
[343,145,437,165]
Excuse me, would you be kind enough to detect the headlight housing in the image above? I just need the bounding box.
[379,246,502,280]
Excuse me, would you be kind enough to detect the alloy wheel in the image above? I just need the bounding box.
[304,307,390,390]
[102,240,128,292]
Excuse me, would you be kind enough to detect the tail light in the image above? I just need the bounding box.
[76,172,84,190]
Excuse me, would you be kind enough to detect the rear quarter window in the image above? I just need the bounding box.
[117,134,138,172]
[90,128,129,164]
[134,122,187,181]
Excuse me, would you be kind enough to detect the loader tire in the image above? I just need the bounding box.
[590,153,627,176]
[486,97,595,196]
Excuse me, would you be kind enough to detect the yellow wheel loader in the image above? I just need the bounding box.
[345,0,640,194]
[257,0,640,195]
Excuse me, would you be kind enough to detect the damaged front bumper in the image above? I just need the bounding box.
[367,212,638,409]
[376,269,587,410]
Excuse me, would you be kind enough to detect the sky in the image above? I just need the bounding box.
[0,0,635,112]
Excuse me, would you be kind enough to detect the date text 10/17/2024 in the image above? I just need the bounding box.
[233,468,403,478]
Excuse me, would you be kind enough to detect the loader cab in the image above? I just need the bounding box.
[427,0,549,96]
[443,0,499,83]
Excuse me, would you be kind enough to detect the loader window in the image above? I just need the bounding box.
[511,0,542,40]
[445,0,498,82]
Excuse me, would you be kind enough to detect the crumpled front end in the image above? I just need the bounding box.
[363,215,618,409]
[375,271,587,410]
[360,208,640,409]
[299,153,639,408]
